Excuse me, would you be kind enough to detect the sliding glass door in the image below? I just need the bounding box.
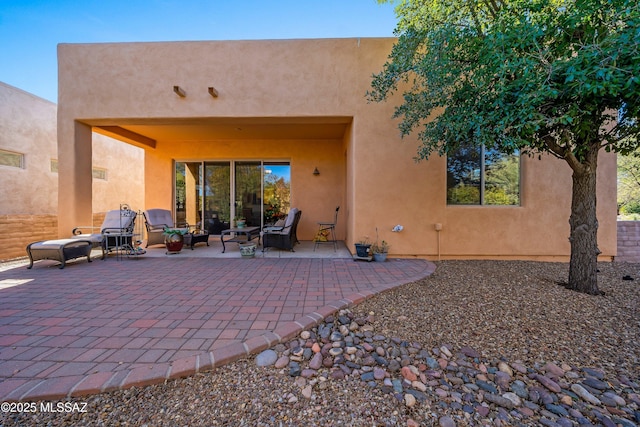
[175,160,290,233]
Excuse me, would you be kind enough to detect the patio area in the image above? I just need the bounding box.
[0,238,435,401]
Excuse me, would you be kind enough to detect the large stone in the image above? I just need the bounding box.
[289,361,302,377]
[439,416,456,427]
[495,371,512,391]
[583,377,609,390]
[571,383,601,406]
[404,393,416,408]
[255,349,278,367]
[374,367,387,380]
[274,355,290,369]
[502,392,521,407]
[483,393,515,409]
[498,361,513,376]
[476,380,498,394]
[533,374,562,393]
[544,362,565,378]
[301,385,313,399]
[460,346,481,358]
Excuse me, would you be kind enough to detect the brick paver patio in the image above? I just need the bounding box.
[0,256,434,401]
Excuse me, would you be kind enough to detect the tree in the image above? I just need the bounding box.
[369,0,640,294]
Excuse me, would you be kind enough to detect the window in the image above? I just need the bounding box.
[50,159,107,180]
[0,149,24,169]
[92,167,107,180]
[447,144,520,205]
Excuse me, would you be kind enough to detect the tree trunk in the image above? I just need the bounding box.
[567,158,600,295]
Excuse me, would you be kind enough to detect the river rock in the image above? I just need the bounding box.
[571,383,601,405]
[405,393,416,407]
[439,415,456,427]
[498,361,513,376]
[544,362,565,378]
[583,377,609,390]
[502,392,521,407]
[255,349,278,367]
[483,393,515,409]
[533,374,562,393]
[274,355,289,369]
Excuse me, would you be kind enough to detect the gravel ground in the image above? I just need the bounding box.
[1,260,639,426]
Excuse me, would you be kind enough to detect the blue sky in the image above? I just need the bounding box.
[0,0,398,103]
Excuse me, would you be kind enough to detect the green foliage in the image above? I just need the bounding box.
[620,200,640,215]
[370,0,640,166]
[618,152,640,214]
[447,184,480,204]
[264,174,290,222]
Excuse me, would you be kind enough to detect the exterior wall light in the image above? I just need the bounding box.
[313,167,320,176]
[173,86,186,97]
[208,86,219,98]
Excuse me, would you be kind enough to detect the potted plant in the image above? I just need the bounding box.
[239,242,257,258]
[371,227,390,262]
[354,237,371,258]
[235,217,246,229]
[163,228,187,254]
[371,240,390,262]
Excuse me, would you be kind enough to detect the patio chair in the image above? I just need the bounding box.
[262,208,302,252]
[143,208,189,247]
[71,208,138,259]
[314,206,339,251]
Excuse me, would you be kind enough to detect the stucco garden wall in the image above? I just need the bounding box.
[56,38,617,260]
[0,82,144,260]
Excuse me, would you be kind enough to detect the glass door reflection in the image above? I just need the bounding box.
[234,161,262,227]
[203,162,231,234]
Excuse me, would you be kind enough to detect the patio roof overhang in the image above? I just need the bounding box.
[90,116,353,148]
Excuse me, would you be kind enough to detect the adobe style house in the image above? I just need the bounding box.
[56,38,618,260]
[0,82,144,260]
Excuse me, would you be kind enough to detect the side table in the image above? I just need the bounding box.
[184,230,210,250]
[220,226,260,253]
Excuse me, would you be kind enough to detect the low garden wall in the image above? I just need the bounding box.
[616,221,640,262]
[0,213,107,261]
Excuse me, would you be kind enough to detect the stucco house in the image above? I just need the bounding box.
[56,37,617,260]
[0,82,144,260]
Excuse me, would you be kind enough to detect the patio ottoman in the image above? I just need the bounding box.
[26,239,93,269]
[184,230,209,250]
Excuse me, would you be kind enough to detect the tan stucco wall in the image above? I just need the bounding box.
[0,82,144,260]
[57,38,618,260]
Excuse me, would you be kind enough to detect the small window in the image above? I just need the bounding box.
[50,159,107,180]
[0,149,24,169]
[92,167,107,180]
[447,144,520,205]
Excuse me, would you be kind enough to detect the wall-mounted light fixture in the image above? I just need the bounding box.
[208,86,219,98]
[313,167,320,176]
[173,86,186,97]
[434,223,443,261]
